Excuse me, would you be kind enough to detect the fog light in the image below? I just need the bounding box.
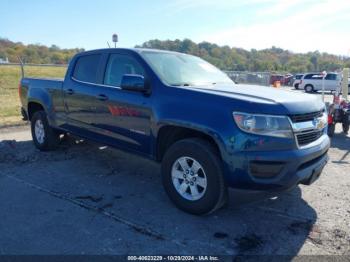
[249,161,284,178]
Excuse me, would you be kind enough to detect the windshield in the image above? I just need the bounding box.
[140,51,234,86]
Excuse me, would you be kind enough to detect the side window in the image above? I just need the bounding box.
[73,54,101,83]
[325,74,337,80]
[305,74,322,80]
[304,74,313,79]
[104,54,144,87]
[312,75,323,80]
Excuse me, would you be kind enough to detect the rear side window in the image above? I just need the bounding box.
[325,74,337,80]
[104,54,144,87]
[296,74,303,79]
[73,54,101,83]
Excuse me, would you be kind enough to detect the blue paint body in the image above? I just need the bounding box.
[20,48,330,192]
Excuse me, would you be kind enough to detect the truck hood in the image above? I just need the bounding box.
[190,84,325,114]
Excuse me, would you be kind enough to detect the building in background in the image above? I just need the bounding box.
[0,57,9,63]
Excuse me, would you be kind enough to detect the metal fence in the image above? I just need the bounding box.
[0,63,67,67]
[224,71,271,86]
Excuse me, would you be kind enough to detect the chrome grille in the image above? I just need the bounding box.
[289,111,323,123]
[296,130,323,146]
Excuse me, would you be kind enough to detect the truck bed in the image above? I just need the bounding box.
[21,77,64,89]
[19,77,64,118]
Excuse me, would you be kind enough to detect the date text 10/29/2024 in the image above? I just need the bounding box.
[127,256,220,261]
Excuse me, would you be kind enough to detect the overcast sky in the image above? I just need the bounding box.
[1,0,350,55]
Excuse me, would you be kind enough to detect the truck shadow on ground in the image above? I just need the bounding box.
[0,137,318,255]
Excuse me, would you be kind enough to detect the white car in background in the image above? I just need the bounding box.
[299,72,340,93]
[292,74,304,89]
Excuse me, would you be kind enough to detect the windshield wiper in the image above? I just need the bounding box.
[171,82,230,87]
[171,83,191,86]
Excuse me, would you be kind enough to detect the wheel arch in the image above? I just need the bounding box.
[27,101,46,120]
[155,124,224,162]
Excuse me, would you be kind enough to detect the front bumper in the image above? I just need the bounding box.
[223,134,330,191]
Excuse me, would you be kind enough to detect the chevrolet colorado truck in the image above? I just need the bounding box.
[19,48,330,215]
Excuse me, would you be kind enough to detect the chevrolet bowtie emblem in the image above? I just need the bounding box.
[313,118,325,130]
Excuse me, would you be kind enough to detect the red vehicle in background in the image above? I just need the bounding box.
[327,94,350,136]
[270,74,293,86]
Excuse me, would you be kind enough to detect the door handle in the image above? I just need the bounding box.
[66,89,74,95]
[96,94,108,101]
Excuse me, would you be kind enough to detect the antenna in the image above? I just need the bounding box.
[107,41,111,48]
[112,34,118,48]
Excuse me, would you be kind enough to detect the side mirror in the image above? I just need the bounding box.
[121,74,148,93]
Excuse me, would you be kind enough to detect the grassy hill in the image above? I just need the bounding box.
[0,65,66,126]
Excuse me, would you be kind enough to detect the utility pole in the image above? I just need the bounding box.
[342,68,349,101]
[321,71,326,102]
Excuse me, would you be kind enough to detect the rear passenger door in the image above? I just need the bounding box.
[63,54,103,130]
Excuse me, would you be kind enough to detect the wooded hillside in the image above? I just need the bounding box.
[1,37,349,73]
[137,39,350,73]
[0,38,84,64]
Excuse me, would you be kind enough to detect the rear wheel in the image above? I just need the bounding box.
[161,138,228,215]
[31,111,59,151]
[305,85,314,93]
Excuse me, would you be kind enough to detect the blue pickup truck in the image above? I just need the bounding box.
[19,48,330,215]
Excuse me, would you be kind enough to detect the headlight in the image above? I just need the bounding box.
[233,112,293,138]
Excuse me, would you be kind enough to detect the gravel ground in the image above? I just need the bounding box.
[0,91,349,257]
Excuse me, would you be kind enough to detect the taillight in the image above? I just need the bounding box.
[300,80,302,85]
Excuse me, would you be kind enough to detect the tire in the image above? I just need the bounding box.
[304,85,314,93]
[31,111,59,151]
[161,138,228,215]
[327,123,335,137]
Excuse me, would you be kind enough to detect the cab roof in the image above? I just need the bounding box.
[78,47,185,56]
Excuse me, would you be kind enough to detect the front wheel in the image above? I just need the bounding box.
[31,111,60,151]
[161,138,228,215]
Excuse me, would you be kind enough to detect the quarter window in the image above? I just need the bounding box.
[73,54,102,83]
[104,54,144,87]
